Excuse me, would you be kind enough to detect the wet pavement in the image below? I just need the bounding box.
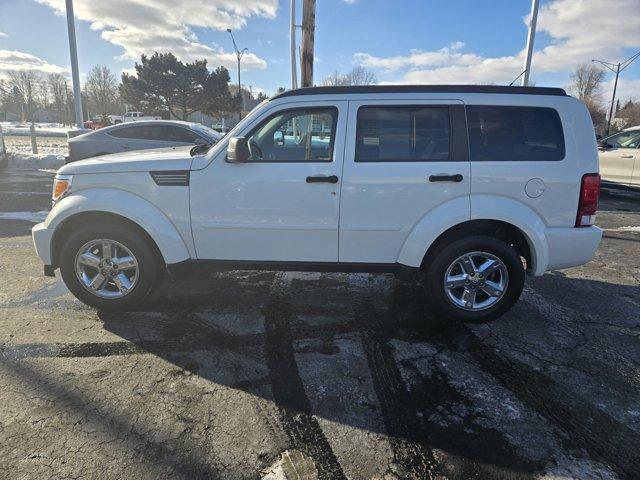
[0,164,639,479]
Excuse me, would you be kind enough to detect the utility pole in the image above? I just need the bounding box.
[521,0,539,86]
[300,0,315,88]
[290,0,298,89]
[593,51,640,136]
[227,28,248,121]
[65,0,84,129]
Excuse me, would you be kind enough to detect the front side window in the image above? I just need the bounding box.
[246,107,337,162]
[355,106,451,162]
[467,106,565,161]
[604,131,640,149]
[157,126,202,143]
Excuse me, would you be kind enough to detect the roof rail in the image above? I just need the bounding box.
[272,85,568,99]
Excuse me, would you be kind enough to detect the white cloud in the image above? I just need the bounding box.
[0,49,68,77]
[355,0,640,88]
[36,0,276,70]
[0,32,8,38]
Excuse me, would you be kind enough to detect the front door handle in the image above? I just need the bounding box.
[306,175,339,184]
[620,154,634,158]
[429,174,463,183]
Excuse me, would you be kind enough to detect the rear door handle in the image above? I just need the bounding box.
[620,154,634,158]
[429,174,463,183]
[306,175,339,184]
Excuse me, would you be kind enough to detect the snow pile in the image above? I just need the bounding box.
[0,121,70,137]
[7,152,65,169]
[2,135,68,157]
[0,211,49,223]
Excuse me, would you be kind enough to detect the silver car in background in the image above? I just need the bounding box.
[67,120,223,163]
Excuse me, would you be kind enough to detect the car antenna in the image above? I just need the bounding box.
[509,69,527,86]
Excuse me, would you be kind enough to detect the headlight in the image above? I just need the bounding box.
[52,174,72,204]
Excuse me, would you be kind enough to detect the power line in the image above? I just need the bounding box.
[592,50,640,135]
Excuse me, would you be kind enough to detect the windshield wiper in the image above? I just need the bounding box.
[190,143,213,156]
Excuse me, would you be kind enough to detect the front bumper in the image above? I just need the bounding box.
[32,222,54,270]
[544,225,603,272]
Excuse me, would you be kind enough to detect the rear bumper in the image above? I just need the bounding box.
[32,222,54,267]
[543,225,602,273]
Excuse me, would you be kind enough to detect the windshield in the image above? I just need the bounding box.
[193,124,223,142]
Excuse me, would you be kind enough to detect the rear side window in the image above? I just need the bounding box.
[109,126,152,139]
[355,106,450,162]
[467,106,565,161]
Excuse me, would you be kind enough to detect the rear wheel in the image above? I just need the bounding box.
[59,223,160,310]
[423,236,525,323]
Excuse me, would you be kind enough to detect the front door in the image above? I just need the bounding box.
[190,101,347,262]
[339,99,471,264]
[599,130,640,186]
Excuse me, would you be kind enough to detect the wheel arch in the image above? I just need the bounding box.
[46,189,192,268]
[420,219,534,272]
[51,211,165,269]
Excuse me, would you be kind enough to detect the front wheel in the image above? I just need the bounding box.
[59,223,161,310]
[423,236,525,323]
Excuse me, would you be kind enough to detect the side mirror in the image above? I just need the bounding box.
[226,136,250,163]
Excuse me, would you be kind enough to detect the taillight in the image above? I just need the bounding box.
[575,173,600,227]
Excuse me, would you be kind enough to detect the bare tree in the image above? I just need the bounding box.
[322,66,377,86]
[49,73,68,125]
[8,70,42,122]
[569,64,607,134]
[85,65,119,116]
[570,64,606,102]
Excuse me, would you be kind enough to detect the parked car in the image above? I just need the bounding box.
[83,116,113,130]
[598,126,640,188]
[116,112,162,124]
[66,120,223,163]
[33,85,602,322]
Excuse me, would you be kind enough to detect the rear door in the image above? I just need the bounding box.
[108,125,176,152]
[339,99,470,263]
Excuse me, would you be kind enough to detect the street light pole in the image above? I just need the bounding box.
[593,51,640,136]
[521,0,540,87]
[227,29,247,121]
[65,0,84,129]
[290,0,298,89]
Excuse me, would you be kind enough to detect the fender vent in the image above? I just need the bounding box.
[150,171,190,186]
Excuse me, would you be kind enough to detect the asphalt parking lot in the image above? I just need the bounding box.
[1,165,639,480]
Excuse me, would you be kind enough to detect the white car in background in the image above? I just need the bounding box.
[118,112,162,124]
[598,126,640,188]
[67,120,223,163]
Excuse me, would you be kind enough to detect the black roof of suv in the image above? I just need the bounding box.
[272,85,568,99]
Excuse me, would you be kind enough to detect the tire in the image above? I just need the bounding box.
[423,235,525,323]
[59,223,161,311]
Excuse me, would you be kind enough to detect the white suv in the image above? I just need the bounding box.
[32,85,602,323]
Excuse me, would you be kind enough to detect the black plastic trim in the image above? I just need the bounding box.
[167,259,420,279]
[150,170,190,186]
[272,85,568,99]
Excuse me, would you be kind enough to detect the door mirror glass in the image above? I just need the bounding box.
[226,136,250,163]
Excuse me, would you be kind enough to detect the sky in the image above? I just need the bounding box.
[0,0,639,102]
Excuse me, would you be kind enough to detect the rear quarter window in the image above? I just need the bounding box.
[467,106,565,161]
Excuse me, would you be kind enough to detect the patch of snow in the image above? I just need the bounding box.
[7,152,64,169]
[0,121,70,137]
[603,226,640,232]
[0,211,49,222]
